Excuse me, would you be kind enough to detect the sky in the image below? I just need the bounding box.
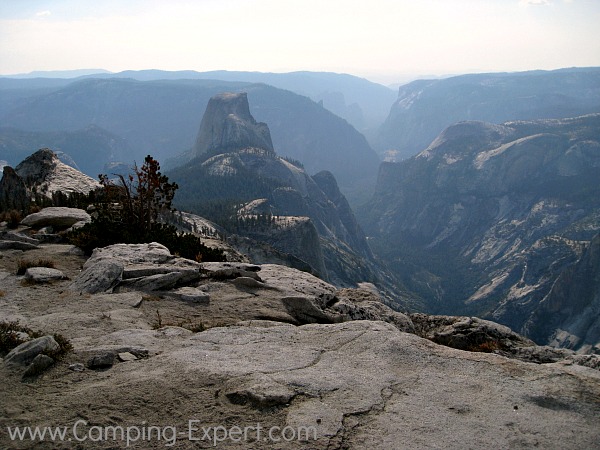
[0,0,599,85]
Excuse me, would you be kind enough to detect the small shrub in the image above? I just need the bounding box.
[43,333,74,360]
[0,321,30,356]
[66,155,227,262]
[0,290,5,297]
[151,309,163,330]
[0,321,73,360]
[17,259,56,275]
[0,210,23,229]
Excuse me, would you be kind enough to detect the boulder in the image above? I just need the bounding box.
[0,166,29,212]
[117,270,200,292]
[22,354,54,378]
[201,262,262,281]
[167,287,210,304]
[231,276,268,289]
[117,352,138,362]
[84,242,173,268]
[86,352,115,369]
[21,207,90,229]
[410,313,535,352]
[281,296,343,324]
[68,363,85,372]
[3,335,59,366]
[69,260,124,294]
[24,267,66,283]
[331,298,415,333]
[72,243,206,294]
[279,287,415,332]
[1,231,39,245]
[0,240,39,251]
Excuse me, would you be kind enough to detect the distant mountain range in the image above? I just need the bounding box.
[0,76,381,202]
[0,69,396,131]
[376,67,600,160]
[2,66,600,351]
[362,114,600,351]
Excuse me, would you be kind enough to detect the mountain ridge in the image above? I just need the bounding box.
[363,113,600,351]
[377,67,600,160]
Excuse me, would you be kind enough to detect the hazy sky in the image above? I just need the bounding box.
[1,0,599,84]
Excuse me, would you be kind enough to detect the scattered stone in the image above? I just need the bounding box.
[69,260,124,294]
[0,240,39,251]
[167,287,210,304]
[21,207,91,229]
[33,231,64,244]
[68,363,85,372]
[122,262,201,279]
[1,231,39,245]
[68,246,86,256]
[24,267,67,283]
[130,294,144,308]
[36,226,54,235]
[86,352,115,369]
[206,267,263,281]
[22,354,54,378]
[232,276,267,289]
[117,270,200,292]
[4,336,59,366]
[505,345,600,368]
[118,352,138,362]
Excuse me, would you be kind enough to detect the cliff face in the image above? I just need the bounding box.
[363,114,600,349]
[376,68,600,160]
[14,148,100,198]
[193,92,274,157]
[525,234,600,353]
[173,93,407,304]
[1,148,101,213]
[0,166,29,212]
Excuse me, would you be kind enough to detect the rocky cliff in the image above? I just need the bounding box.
[0,166,29,212]
[193,92,274,157]
[0,149,100,213]
[363,114,600,350]
[171,93,405,305]
[377,68,600,160]
[525,234,600,353]
[1,236,599,449]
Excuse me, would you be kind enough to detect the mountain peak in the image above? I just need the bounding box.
[14,148,100,198]
[193,92,274,157]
